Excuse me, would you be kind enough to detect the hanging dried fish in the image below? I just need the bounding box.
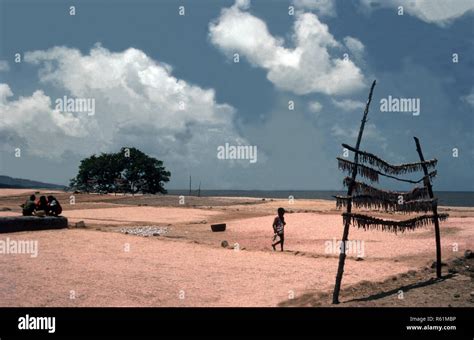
[343,177,430,201]
[342,144,437,175]
[337,158,379,182]
[342,212,448,234]
[338,158,437,184]
[335,195,436,213]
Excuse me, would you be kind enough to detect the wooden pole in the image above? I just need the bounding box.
[413,137,442,278]
[198,181,201,197]
[332,80,376,304]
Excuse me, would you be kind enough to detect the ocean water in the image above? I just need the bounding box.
[168,190,474,207]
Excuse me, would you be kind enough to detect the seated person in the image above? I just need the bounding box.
[35,196,49,216]
[47,196,62,216]
[21,195,36,216]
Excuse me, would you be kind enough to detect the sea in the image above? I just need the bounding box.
[168,190,474,207]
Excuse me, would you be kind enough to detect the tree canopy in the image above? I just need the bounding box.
[70,147,171,194]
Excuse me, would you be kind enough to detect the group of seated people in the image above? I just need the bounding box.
[21,194,63,216]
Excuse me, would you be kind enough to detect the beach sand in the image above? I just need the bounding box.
[0,190,473,307]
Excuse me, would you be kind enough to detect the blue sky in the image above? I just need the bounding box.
[0,0,473,191]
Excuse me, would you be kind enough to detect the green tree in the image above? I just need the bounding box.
[70,147,170,194]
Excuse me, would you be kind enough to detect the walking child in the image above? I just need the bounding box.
[272,207,286,251]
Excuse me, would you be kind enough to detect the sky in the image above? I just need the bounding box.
[0,0,473,191]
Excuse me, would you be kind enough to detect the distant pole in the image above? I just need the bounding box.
[198,181,201,197]
[189,175,192,196]
[333,80,376,304]
[414,137,442,278]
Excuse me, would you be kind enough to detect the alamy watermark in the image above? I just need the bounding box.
[217,142,257,163]
[325,238,365,258]
[55,95,95,116]
[18,314,55,333]
[0,237,38,258]
[380,95,420,116]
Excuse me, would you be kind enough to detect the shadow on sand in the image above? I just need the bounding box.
[345,273,454,303]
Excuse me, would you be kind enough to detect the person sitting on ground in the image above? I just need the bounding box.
[47,195,62,216]
[21,195,36,216]
[272,207,286,252]
[35,196,49,216]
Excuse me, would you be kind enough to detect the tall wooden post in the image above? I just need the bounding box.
[414,137,442,278]
[332,80,376,304]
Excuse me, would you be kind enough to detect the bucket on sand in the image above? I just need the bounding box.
[211,223,226,232]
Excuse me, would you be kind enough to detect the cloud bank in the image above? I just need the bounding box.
[0,45,246,169]
[361,0,474,26]
[209,0,366,96]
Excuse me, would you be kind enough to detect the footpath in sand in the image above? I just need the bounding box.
[0,191,473,307]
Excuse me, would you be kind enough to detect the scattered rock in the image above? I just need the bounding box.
[356,257,364,261]
[453,293,460,298]
[120,226,169,237]
[0,207,12,211]
[470,291,474,298]
[75,221,86,228]
[464,250,473,259]
[391,277,397,281]
[221,240,229,248]
[448,268,458,274]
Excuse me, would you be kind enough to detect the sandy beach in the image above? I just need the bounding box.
[0,189,473,307]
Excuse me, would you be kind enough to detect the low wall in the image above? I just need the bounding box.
[0,216,68,233]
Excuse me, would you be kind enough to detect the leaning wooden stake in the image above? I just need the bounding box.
[332,80,377,304]
[414,137,442,278]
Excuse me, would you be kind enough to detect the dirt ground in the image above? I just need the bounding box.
[0,189,473,307]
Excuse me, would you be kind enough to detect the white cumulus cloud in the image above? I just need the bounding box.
[292,0,336,16]
[0,60,9,72]
[332,98,365,111]
[0,45,246,168]
[308,100,323,113]
[360,0,474,26]
[209,0,366,96]
[461,88,474,107]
